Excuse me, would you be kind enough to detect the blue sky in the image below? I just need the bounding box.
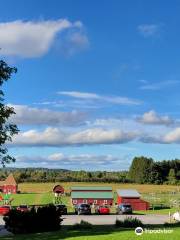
[1,0,180,170]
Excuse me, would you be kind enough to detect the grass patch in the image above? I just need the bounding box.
[0,225,180,240]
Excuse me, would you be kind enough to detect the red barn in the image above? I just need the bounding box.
[117,189,149,211]
[71,186,113,206]
[0,174,18,194]
[53,185,64,195]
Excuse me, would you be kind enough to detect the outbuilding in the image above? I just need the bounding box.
[71,186,113,206]
[53,185,64,195]
[0,174,18,194]
[116,189,149,211]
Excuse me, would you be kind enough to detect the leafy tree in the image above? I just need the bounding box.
[128,156,154,183]
[0,60,19,166]
[168,168,176,184]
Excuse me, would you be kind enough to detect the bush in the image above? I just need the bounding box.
[3,204,63,234]
[70,220,92,230]
[115,217,144,228]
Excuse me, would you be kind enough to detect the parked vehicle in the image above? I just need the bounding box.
[95,205,110,214]
[16,205,29,212]
[74,203,91,215]
[116,204,133,214]
[55,204,67,215]
[0,205,11,215]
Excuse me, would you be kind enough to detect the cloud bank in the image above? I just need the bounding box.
[0,19,88,58]
[11,127,137,147]
[9,104,86,126]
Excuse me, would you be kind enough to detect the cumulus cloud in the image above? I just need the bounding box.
[16,153,122,167]
[0,19,88,58]
[137,24,160,37]
[10,127,137,147]
[137,110,174,126]
[140,127,180,144]
[9,104,86,126]
[58,91,142,105]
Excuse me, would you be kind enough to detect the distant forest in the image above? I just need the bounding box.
[0,157,180,185]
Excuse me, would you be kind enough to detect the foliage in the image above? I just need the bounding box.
[70,220,93,230]
[0,60,19,166]
[128,156,154,183]
[115,217,144,228]
[168,169,177,185]
[3,204,63,234]
[129,157,180,185]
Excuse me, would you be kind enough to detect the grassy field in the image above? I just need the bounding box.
[0,225,180,240]
[18,182,180,194]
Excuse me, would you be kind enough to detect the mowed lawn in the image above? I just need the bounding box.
[0,226,180,240]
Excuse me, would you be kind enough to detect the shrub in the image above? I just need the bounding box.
[70,220,92,230]
[115,217,144,228]
[3,204,63,234]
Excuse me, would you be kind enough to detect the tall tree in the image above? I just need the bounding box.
[128,156,154,183]
[0,60,19,166]
[168,168,176,184]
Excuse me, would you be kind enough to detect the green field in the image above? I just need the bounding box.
[0,225,180,240]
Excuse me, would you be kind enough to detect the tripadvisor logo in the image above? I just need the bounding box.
[135,227,143,235]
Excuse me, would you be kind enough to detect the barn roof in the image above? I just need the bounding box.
[117,189,141,198]
[4,174,17,185]
[71,186,112,191]
[71,191,113,199]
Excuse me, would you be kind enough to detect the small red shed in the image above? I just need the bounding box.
[71,186,113,206]
[53,185,64,194]
[117,189,149,211]
[0,174,18,194]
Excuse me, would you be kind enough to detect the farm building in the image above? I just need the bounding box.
[0,174,18,194]
[71,186,113,206]
[53,185,64,195]
[116,189,150,211]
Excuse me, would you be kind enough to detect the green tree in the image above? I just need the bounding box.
[128,156,154,183]
[168,168,176,184]
[0,60,19,166]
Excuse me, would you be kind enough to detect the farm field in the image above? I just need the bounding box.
[18,182,180,194]
[0,226,180,240]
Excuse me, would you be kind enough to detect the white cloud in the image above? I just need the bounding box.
[140,80,179,90]
[0,19,88,58]
[15,153,127,169]
[163,128,180,143]
[140,127,180,144]
[9,104,86,126]
[10,127,137,147]
[137,110,174,126]
[58,91,142,105]
[137,24,160,37]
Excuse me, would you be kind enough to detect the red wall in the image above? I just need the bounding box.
[117,196,149,210]
[72,198,113,206]
[3,185,17,194]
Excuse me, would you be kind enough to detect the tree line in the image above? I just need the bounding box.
[0,157,179,185]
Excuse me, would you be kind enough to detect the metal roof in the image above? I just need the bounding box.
[116,189,141,198]
[71,186,112,191]
[71,191,113,199]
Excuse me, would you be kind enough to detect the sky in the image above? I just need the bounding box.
[1,0,180,170]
